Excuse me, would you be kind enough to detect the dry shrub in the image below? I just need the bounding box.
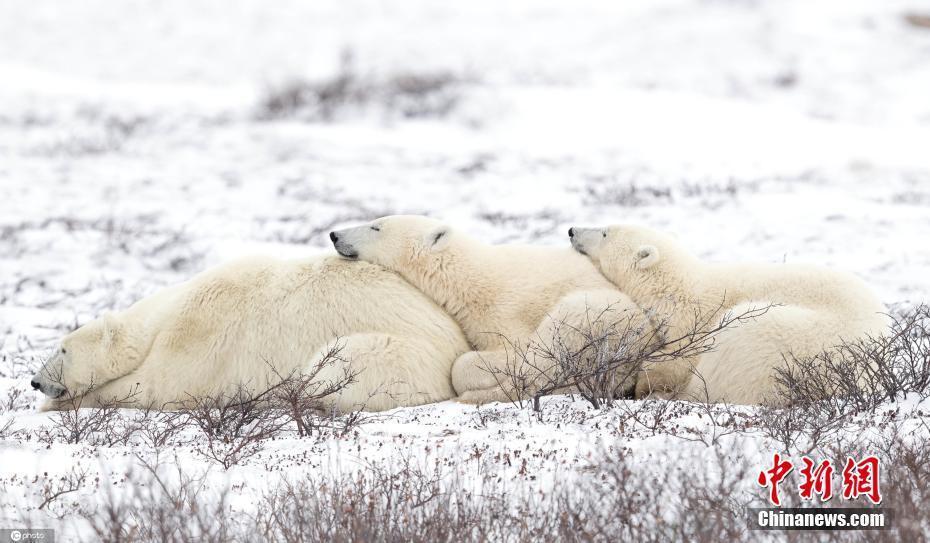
[775,304,930,415]
[253,458,461,543]
[485,302,771,410]
[250,436,927,541]
[264,343,364,437]
[86,455,233,543]
[904,13,930,29]
[37,467,91,511]
[128,407,191,448]
[1,383,27,410]
[583,175,752,209]
[74,444,771,542]
[44,398,928,542]
[810,423,930,542]
[46,429,929,542]
[177,346,374,470]
[38,383,142,446]
[874,427,930,540]
[755,399,845,455]
[0,387,18,438]
[258,50,465,122]
[181,386,286,470]
[757,305,930,454]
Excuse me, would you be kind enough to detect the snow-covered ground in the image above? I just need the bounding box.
[2,0,930,540]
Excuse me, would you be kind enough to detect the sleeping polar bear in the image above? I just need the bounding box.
[568,224,889,405]
[31,256,469,412]
[329,215,652,404]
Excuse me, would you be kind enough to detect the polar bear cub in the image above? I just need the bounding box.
[330,215,651,403]
[568,224,889,405]
[31,256,469,412]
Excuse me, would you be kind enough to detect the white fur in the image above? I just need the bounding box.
[570,224,890,405]
[331,215,651,403]
[32,256,469,412]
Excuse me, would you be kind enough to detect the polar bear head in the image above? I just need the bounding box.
[329,215,455,275]
[30,313,138,400]
[568,224,696,294]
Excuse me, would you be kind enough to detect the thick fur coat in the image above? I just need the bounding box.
[569,224,889,405]
[32,256,469,411]
[330,215,650,402]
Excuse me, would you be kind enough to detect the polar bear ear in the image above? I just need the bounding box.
[101,313,121,345]
[635,245,660,270]
[426,226,452,252]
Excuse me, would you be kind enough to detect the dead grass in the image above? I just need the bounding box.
[61,423,928,542]
[257,50,467,122]
[484,301,771,411]
[755,305,930,455]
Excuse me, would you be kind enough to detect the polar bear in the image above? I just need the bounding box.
[30,256,469,412]
[329,215,651,403]
[568,224,889,405]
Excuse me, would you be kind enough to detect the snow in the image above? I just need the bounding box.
[2,0,930,539]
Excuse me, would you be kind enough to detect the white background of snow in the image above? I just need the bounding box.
[1,0,929,538]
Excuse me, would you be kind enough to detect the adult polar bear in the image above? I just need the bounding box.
[568,224,889,405]
[31,256,469,412]
[329,215,651,403]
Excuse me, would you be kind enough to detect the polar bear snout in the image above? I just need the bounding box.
[31,352,69,399]
[568,227,603,256]
[29,373,66,399]
[329,229,359,259]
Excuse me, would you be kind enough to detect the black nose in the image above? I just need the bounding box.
[568,227,575,238]
[31,379,41,390]
[329,231,338,243]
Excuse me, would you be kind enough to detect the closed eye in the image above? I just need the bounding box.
[370,225,381,232]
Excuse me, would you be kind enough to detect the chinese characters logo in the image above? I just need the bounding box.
[758,454,881,506]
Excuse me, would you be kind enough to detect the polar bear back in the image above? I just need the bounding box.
[705,262,887,329]
[169,255,464,352]
[121,255,468,402]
